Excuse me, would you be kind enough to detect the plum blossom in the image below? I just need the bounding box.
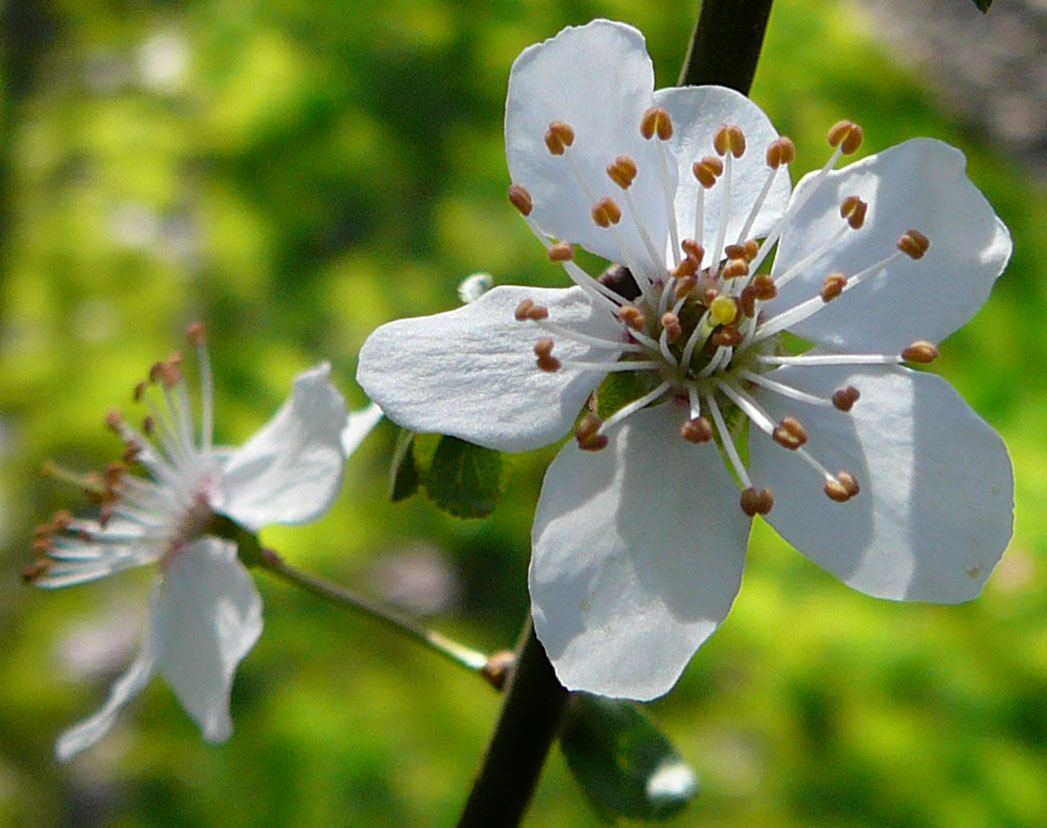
[27,323,380,759]
[357,20,1013,700]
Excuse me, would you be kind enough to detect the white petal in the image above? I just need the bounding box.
[219,363,347,531]
[151,537,263,743]
[749,363,1013,602]
[357,285,621,452]
[55,646,156,761]
[506,20,669,265]
[768,139,1012,352]
[341,401,383,457]
[655,85,790,253]
[530,403,750,700]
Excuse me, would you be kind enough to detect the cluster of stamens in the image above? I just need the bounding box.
[509,107,939,517]
[25,323,217,586]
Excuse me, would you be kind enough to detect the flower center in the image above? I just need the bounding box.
[509,109,938,517]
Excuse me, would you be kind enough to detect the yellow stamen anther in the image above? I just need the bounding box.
[508,184,533,216]
[766,136,795,168]
[607,156,638,189]
[544,121,575,155]
[820,272,848,302]
[681,416,713,444]
[692,156,723,189]
[714,124,746,157]
[897,229,930,260]
[640,107,673,140]
[832,386,860,412]
[661,312,682,342]
[591,197,622,228]
[548,242,574,262]
[902,340,939,363]
[710,294,738,326]
[186,322,207,347]
[740,486,774,516]
[827,119,863,154]
[840,195,868,229]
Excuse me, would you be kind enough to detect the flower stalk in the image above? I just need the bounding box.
[256,547,491,676]
[679,0,775,91]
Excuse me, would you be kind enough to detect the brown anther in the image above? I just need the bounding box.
[133,381,147,402]
[680,416,713,444]
[186,321,207,347]
[672,256,698,279]
[714,124,746,157]
[143,415,155,436]
[22,559,51,583]
[31,535,53,555]
[514,299,535,321]
[607,156,638,189]
[744,239,760,261]
[740,286,757,318]
[508,184,533,216]
[480,651,516,690]
[661,312,682,342]
[711,325,743,347]
[837,471,860,498]
[740,486,774,517]
[824,471,860,503]
[640,107,673,140]
[692,156,723,189]
[840,195,868,229]
[902,340,939,363]
[766,136,795,168]
[105,408,124,433]
[99,502,116,527]
[534,338,555,359]
[122,442,143,464]
[772,416,808,450]
[701,278,721,305]
[575,413,608,451]
[827,119,863,154]
[820,272,848,302]
[591,197,622,228]
[544,121,575,155]
[104,462,127,488]
[751,273,777,300]
[674,273,698,300]
[534,337,561,373]
[618,304,647,332]
[681,239,705,264]
[548,242,574,262]
[721,258,749,280]
[724,243,747,261]
[154,354,183,388]
[897,229,930,260]
[51,509,73,531]
[831,386,861,411]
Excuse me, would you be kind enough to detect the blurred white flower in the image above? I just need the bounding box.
[28,323,379,759]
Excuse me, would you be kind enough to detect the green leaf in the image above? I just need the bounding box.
[424,435,504,518]
[560,694,698,822]
[974,0,991,11]
[594,369,651,420]
[389,429,421,502]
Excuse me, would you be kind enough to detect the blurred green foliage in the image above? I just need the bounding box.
[1,0,1045,826]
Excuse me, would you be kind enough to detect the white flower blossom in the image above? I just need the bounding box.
[357,20,1013,700]
[28,323,380,759]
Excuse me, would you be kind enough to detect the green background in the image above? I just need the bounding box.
[1,0,1045,825]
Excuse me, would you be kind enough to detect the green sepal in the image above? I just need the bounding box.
[423,435,504,519]
[594,370,651,420]
[974,0,991,11]
[206,513,266,568]
[560,694,698,822]
[389,428,421,502]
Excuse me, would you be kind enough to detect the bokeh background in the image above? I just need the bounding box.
[1,0,1045,825]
